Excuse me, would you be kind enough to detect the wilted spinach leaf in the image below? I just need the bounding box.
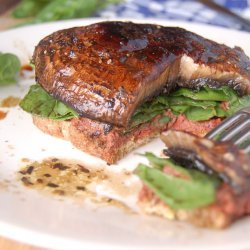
[0,52,21,86]
[135,153,220,209]
[20,84,79,120]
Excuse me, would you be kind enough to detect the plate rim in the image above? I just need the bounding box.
[0,17,250,250]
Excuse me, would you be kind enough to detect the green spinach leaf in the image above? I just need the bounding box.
[12,0,122,24]
[0,53,21,86]
[20,84,79,120]
[168,96,217,108]
[227,94,250,116]
[130,86,250,127]
[12,0,50,18]
[135,153,220,209]
[171,86,232,101]
[185,107,217,121]
[129,96,170,129]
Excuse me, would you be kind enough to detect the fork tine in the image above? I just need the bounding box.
[206,107,250,155]
[241,107,250,114]
[232,129,250,146]
[219,116,250,141]
[206,112,247,140]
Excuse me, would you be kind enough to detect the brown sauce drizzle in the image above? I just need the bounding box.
[17,158,134,212]
[0,111,7,120]
[21,64,33,72]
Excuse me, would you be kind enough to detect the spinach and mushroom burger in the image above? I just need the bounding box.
[20,21,250,163]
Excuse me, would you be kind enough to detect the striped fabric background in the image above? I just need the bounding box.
[96,0,250,31]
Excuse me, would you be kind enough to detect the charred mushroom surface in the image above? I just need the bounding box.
[161,130,250,194]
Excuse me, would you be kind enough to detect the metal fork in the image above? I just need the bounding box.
[163,107,250,188]
[206,107,250,154]
[165,107,250,187]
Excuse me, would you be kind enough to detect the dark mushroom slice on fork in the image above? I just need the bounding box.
[161,130,250,194]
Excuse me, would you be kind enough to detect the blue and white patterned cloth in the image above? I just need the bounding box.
[96,0,250,32]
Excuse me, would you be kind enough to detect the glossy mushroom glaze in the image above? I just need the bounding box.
[33,21,250,127]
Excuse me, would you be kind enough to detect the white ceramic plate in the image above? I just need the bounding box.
[0,18,250,250]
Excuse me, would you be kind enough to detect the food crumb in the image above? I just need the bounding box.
[0,181,9,191]
[76,186,86,191]
[53,189,65,196]
[21,176,33,186]
[8,145,14,150]
[21,158,31,163]
[36,178,43,184]
[47,182,59,188]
